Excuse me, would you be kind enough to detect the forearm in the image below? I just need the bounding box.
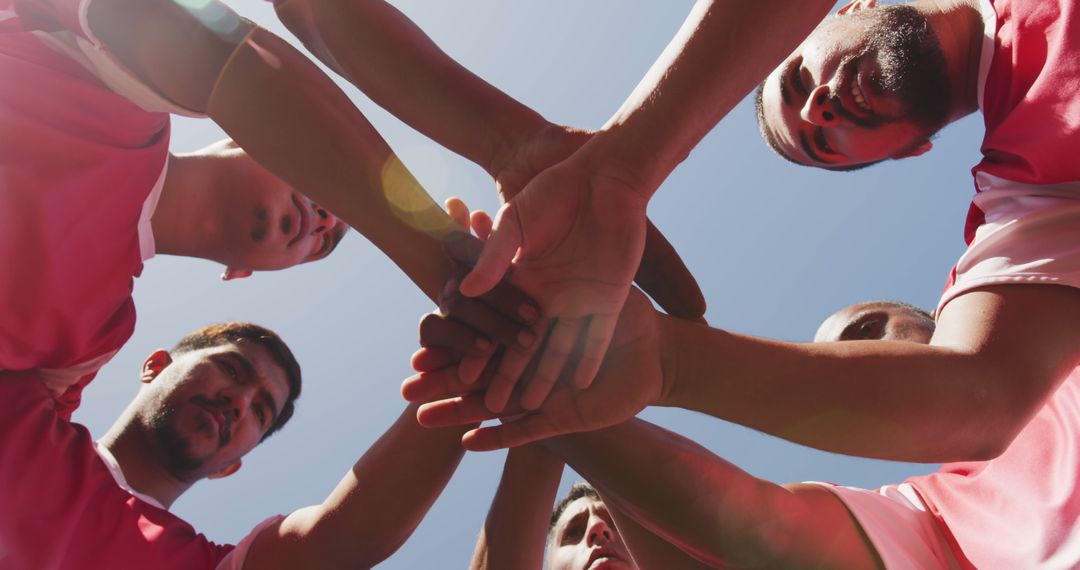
[582,0,833,194]
[470,444,564,570]
[91,0,458,299]
[210,28,459,299]
[275,0,549,176]
[601,499,713,570]
[252,404,473,569]
[658,285,1080,462]
[546,419,812,568]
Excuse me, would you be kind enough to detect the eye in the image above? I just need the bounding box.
[254,405,267,425]
[790,62,808,96]
[857,317,887,340]
[561,521,585,545]
[222,360,239,380]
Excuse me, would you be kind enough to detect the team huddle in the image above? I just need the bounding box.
[3,0,1080,568]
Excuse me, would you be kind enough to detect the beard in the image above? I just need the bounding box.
[846,5,951,133]
[147,405,208,481]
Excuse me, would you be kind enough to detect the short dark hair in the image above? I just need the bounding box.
[753,81,883,173]
[549,481,601,535]
[171,322,302,441]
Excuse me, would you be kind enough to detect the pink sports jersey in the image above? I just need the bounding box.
[916,1,1080,567]
[963,0,1080,242]
[0,371,237,569]
[0,0,178,417]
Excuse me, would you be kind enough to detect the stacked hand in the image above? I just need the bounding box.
[406,285,665,451]
[411,198,667,451]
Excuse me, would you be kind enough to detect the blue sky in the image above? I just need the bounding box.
[77,1,988,566]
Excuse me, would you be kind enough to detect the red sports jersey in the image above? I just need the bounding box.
[0,371,237,569]
[0,0,185,417]
[919,1,1080,567]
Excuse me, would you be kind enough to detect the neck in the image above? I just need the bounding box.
[99,406,193,509]
[151,153,229,263]
[918,0,986,121]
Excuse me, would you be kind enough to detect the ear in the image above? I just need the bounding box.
[894,140,933,159]
[207,459,242,480]
[221,268,253,281]
[837,0,876,16]
[141,350,172,384]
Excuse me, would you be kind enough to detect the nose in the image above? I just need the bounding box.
[801,84,841,127]
[221,387,255,422]
[311,202,337,235]
[586,516,613,547]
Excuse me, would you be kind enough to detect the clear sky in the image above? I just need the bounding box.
[76,1,988,567]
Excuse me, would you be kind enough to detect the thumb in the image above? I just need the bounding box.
[459,202,523,298]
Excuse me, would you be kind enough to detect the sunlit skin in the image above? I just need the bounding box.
[549,497,637,570]
[761,12,936,167]
[136,342,291,482]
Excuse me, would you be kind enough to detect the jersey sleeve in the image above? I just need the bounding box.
[939,173,1080,312]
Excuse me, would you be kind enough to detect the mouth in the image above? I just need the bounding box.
[586,547,624,569]
[837,57,874,121]
[286,194,311,248]
[196,401,231,446]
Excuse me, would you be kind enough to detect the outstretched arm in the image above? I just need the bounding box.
[545,419,879,569]
[243,403,473,569]
[458,0,835,407]
[413,283,1080,462]
[271,0,709,324]
[469,444,563,570]
[88,0,463,299]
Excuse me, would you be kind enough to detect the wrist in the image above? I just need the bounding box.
[484,115,553,180]
[655,313,683,409]
[576,127,675,200]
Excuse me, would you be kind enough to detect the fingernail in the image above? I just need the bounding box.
[518,304,539,323]
[518,329,536,348]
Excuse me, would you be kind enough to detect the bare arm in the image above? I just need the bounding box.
[272,0,546,178]
[88,0,456,298]
[244,404,472,569]
[546,419,878,569]
[469,445,563,570]
[583,0,835,194]
[662,284,1080,461]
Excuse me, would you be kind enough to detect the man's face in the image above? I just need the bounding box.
[759,4,951,169]
[139,342,291,481]
[815,301,934,344]
[549,497,636,570]
[215,157,349,272]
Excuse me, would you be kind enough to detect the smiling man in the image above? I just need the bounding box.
[0,322,473,569]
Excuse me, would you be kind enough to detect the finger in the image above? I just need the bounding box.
[461,414,560,452]
[470,210,493,241]
[485,318,547,413]
[410,346,460,372]
[636,219,707,321]
[440,288,538,348]
[457,351,493,386]
[520,319,579,410]
[445,197,470,231]
[417,395,500,427]
[418,312,494,356]
[571,314,618,389]
[477,278,541,326]
[401,368,484,402]
[459,202,523,298]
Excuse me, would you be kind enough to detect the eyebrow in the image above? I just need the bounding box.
[226,351,280,428]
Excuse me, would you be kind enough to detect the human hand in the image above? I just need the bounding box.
[460,160,649,412]
[434,199,538,384]
[492,125,707,323]
[404,287,665,451]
